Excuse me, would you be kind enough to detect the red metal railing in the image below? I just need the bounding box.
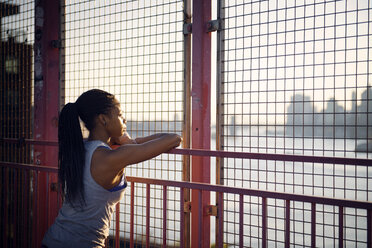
[1,138,372,247]
[3,137,372,166]
[1,157,372,248]
[124,176,372,248]
[0,161,60,248]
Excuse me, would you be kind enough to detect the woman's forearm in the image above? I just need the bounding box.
[134,133,176,144]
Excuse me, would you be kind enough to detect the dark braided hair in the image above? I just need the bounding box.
[58,89,117,207]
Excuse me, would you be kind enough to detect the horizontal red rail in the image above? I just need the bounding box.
[1,138,59,146]
[2,159,370,210]
[0,161,58,173]
[126,176,372,210]
[1,138,372,166]
[167,148,372,167]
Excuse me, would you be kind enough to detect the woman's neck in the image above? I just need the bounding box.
[88,128,110,144]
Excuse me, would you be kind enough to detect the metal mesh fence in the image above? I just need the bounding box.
[0,1,33,163]
[218,0,371,246]
[1,0,371,247]
[61,1,185,246]
[0,1,34,247]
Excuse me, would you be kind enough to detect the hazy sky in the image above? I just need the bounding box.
[2,0,371,125]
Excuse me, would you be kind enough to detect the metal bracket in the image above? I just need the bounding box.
[50,182,59,192]
[184,202,217,216]
[206,19,220,32]
[51,39,61,49]
[183,23,192,35]
[184,201,192,212]
[205,205,218,216]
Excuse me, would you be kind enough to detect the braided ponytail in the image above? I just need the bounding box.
[58,103,85,207]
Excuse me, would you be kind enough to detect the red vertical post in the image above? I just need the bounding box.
[262,197,267,248]
[368,209,372,248]
[130,182,135,248]
[311,203,316,248]
[183,0,192,246]
[191,0,211,247]
[285,200,290,248]
[34,0,60,246]
[338,206,344,248]
[146,184,150,247]
[218,192,224,248]
[163,185,167,247]
[115,203,120,248]
[180,187,185,248]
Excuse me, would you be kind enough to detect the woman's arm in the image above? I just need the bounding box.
[91,133,182,189]
[111,132,176,146]
[134,133,175,144]
[109,132,136,146]
[110,133,181,167]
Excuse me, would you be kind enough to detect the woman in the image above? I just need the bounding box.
[42,89,182,247]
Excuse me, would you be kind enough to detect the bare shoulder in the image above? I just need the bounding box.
[91,146,112,163]
[92,144,136,171]
[90,147,123,189]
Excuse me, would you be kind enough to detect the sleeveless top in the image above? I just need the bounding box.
[42,140,127,248]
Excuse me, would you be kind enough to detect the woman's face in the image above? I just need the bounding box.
[106,103,126,138]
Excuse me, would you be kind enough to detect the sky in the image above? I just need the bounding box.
[1,0,371,125]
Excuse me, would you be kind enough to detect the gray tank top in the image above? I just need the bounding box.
[42,140,126,248]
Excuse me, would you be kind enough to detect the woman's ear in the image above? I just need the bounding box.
[97,114,107,127]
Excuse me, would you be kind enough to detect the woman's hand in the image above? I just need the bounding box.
[110,132,136,148]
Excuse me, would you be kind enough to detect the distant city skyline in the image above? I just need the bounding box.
[285,86,372,138]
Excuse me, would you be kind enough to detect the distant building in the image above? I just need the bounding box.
[285,94,315,137]
[285,87,372,143]
[357,87,372,138]
[0,2,32,163]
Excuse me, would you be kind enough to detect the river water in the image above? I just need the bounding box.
[110,130,371,247]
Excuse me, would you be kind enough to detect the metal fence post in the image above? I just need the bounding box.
[191,0,212,247]
[183,0,192,247]
[216,0,225,245]
[34,0,60,246]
